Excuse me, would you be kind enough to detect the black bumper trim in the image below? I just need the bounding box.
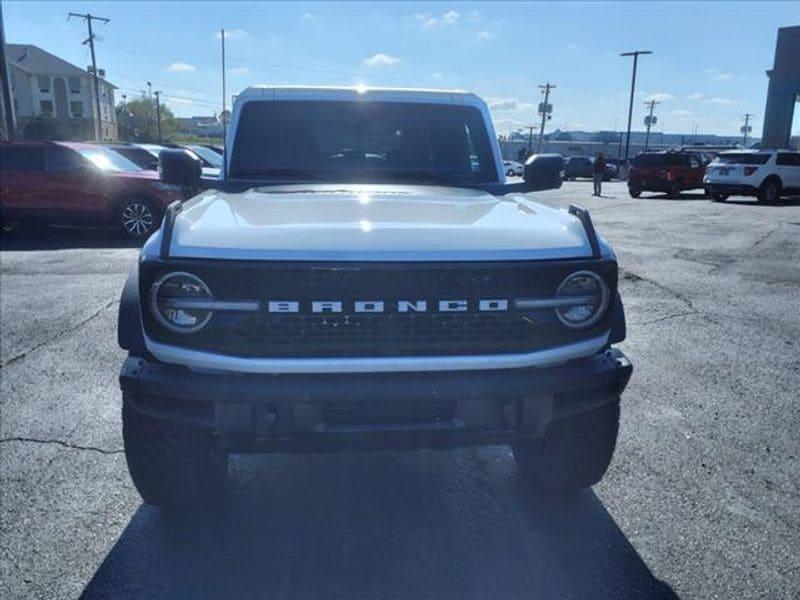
[120,349,632,451]
[705,183,759,196]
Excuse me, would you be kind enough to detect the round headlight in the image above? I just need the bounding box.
[555,271,609,329]
[149,272,213,334]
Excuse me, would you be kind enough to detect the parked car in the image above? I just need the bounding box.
[503,160,524,176]
[627,150,706,198]
[117,86,631,508]
[705,150,800,203]
[0,141,184,238]
[184,145,223,178]
[104,143,159,171]
[563,156,594,180]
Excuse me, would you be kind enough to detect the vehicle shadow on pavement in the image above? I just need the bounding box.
[81,451,678,599]
[0,227,142,251]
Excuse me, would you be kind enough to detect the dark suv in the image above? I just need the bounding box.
[0,141,184,238]
[627,151,706,198]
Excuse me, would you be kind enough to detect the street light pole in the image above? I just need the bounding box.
[620,50,652,163]
[153,90,162,143]
[643,99,660,151]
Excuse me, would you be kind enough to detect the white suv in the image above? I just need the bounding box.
[704,149,800,203]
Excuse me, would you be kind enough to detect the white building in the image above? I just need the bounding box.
[7,44,117,141]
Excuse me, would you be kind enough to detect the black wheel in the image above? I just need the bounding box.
[122,401,227,508]
[512,400,620,491]
[117,197,161,239]
[628,186,642,198]
[758,178,781,204]
[711,192,729,202]
[667,181,681,199]
[507,169,515,177]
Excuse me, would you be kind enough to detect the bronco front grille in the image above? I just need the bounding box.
[141,259,617,358]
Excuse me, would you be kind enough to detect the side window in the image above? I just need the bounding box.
[776,153,800,167]
[46,147,88,174]
[0,146,45,172]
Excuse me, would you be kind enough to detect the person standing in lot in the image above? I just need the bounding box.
[593,152,606,196]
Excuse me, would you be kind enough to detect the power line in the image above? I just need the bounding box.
[68,12,110,141]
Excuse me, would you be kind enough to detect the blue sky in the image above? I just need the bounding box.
[5,2,799,135]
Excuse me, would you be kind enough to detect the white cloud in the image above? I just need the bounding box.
[230,66,250,75]
[646,93,673,102]
[477,31,492,41]
[488,98,535,112]
[363,53,401,68]
[468,10,480,23]
[707,97,736,105]
[442,10,460,25]
[432,72,444,79]
[688,93,704,101]
[216,28,248,40]
[301,12,315,21]
[415,10,461,29]
[670,110,692,117]
[706,67,732,81]
[166,62,196,73]
[566,42,579,49]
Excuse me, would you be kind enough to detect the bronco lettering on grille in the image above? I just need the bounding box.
[266,299,509,314]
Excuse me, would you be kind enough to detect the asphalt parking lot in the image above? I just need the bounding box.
[1,180,799,599]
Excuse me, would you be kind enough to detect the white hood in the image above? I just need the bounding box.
[157,184,593,261]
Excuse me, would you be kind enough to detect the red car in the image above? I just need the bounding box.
[627,150,707,198]
[0,141,184,239]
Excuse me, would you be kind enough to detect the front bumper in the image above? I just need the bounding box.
[119,348,632,452]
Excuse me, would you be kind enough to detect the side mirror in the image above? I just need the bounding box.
[159,149,202,187]
[523,153,564,191]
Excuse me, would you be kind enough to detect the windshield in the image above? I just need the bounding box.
[714,153,771,165]
[188,145,223,168]
[230,101,498,185]
[77,147,142,172]
[110,147,158,169]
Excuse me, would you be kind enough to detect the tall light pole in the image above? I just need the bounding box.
[643,99,660,151]
[536,82,555,153]
[153,90,162,143]
[620,50,652,163]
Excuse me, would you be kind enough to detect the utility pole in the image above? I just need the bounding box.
[620,50,652,164]
[153,90,162,143]
[741,113,754,147]
[643,99,660,151]
[68,12,109,141]
[536,82,555,153]
[526,125,535,156]
[0,3,17,141]
[220,28,227,142]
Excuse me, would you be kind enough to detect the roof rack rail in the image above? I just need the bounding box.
[568,204,601,258]
[159,201,183,259]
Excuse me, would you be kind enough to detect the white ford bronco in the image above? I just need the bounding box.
[117,86,632,507]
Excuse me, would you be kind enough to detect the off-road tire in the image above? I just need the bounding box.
[711,192,729,202]
[628,186,642,198]
[122,402,227,508]
[512,400,620,490]
[758,178,781,204]
[667,181,681,199]
[117,197,161,240]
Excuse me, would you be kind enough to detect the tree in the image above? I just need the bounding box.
[116,98,180,143]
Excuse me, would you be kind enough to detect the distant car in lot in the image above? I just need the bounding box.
[627,150,706,198]
[563,156,594,180]
[704,150,800,203]
[135,143,220,178]
[503,160,524,176]
[104,143,159,171]
[0,141,184,238]
[564,156,616,181]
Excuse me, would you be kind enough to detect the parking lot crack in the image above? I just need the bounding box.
[0,299,118,368]
[751,224,781,249]
[0,436,124,455]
